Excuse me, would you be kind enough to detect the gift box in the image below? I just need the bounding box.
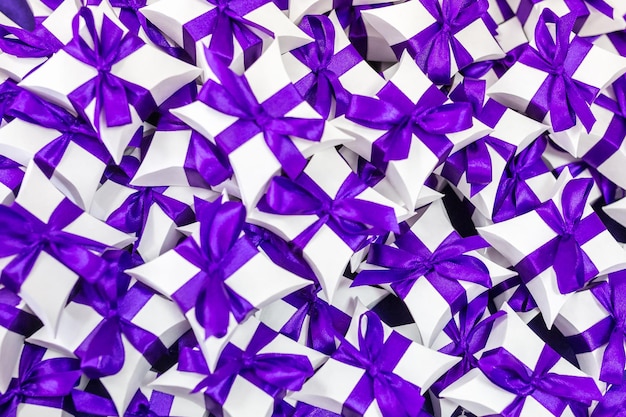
[0,162,134,333]
[290,302,460,416]
[487,9,626,147]
[248,147,407,303]
[171,41,352,209]
[332,51,490,211]
[360,0,505,84]
[281,13,386,120]
[352,198,516,347]
[139,0,312,78]
[441,303,603,417]
[127,196,312,371]
[478,170,626,327]
[18,3,202,165]
[150,316,326,417]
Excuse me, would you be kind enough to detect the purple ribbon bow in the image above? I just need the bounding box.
[291,15,360,119]
[0,343,81,417]
[394,0,489,84]
[353,231,491,312]
[182,0,272,67]
[258,171,400,251]
[181,324,314,415]
[518,10,598,132]
[0,288,41,336]
[171,197,257,339]
[198,54,325,178]
[0,17,62,58]
[65,8,156,130]
[72,251,169,378]
[590,372,626,417]
[334,311,423,417]
[346,82,472,169]
[566,271,626,384]
[0,0,34,31]
[0,80,24,122]
[0,201,109,294]
[516,178,602,294]
[478,346,601,417]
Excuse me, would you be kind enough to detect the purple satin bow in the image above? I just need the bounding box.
[259,171,400,251]
[0,80,24,122]
[0,0,34,31]
[353,231,491,311]
[519,9,598,132]
[171,197,256,339]
[334,311,423,417]
[182,324,314,414]
[0,288,41,336]
[65,8,155,130]
[478,346,601,417]
[0,201,109,294]
[591,372,626,417]
[0,17,61,58]
[492,136,550,222]
[0,343,81,417]
[395,0,489,84]
[516,178,602,294]
[346,82,472,168]
[198,54,325,178]
[291,15,358,119]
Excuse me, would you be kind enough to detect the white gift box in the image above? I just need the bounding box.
[1,162,134,333]
[360,0,505,83]
[139,371,209,417]
[247,147,408,303]
[127,215,312,371]
[478,170,626,328]
[150,316,326,417]
[290,301,460,416]
[90,180,217,262]
[18,2,201,165]
[140,0,312,79]
[333,52,491,211]
[27,284,190,416]
[356,199,516,347]
[441,303,603,417]
[172,41,353,209]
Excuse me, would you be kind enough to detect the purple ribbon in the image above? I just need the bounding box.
[353,231,491,312]
[0,343,81,417]
[392,0,489,84]
[72,251,169,378]
[0,80,23,122]
[182,0,272,67]
[516,178,602,294]
[0,201,109,294]
[518,10,598,132]
[258,171,400,251]
[334,311,423,417]
[478,346,601,417]
[198,54,324,179]
[181,324,314,416]
[566,270,626,384]
[492,136,550,222]
[0,156,24,194]
[0,0,34,31]
[65,7,156,130]
[0,17,62,58]
[0,288,41,336]
[171,198,257,339]
[7,90,111,178]
[590,373,626,417]
[70,387,174,417]
[346,82,472,169]
[334,2,393,61]
[291,15,361,119]
[555,159,619,205]
[584,0,615,18]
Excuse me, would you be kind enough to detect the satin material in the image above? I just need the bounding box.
[478,346,601,417]
[394,0,489,84]
[0,0,34,30]
[334,311,423,417]
[0,287,41,336]
[259,171,399,251]
[291,15,360,119]
[519,10,598,132]
[71,386,174,417]
[171,198,256,339]
[353,231,491,312]
[0,201,109,294]
[0,155,24,195]
[0,344,81,417]
[198,53,324,179]
[556,160,619,205]
[346,82,472,169]
[0,17,61,57]
[65,8,156,130]
[516,178,602,294]
[0,80,24,122]
[591,373,626,417]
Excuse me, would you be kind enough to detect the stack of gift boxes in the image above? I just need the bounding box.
[2,0,626,416]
